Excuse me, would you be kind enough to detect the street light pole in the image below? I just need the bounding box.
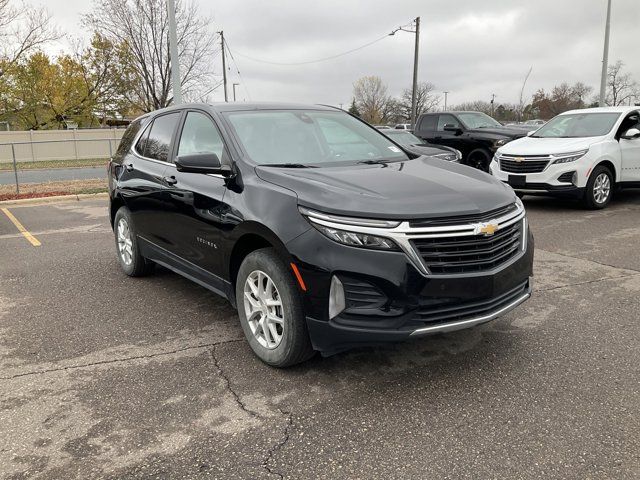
[410,17,420,130]
[443,91,449,111]
[599,0,612,107]
[233,83,239,101]
[167,0,182,104]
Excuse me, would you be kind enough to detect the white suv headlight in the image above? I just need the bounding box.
[552,149,588,165]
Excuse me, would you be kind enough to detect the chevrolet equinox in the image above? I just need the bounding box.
[108,103,534,367]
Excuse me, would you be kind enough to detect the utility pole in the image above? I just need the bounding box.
[167,0,182,104]
[599,0,612,107]
[443,91,449,111]
[490,94,496,117]
[233,83,239,101]
[389,17,420,129]
[219,31,228,102]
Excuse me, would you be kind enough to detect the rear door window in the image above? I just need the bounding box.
[418,115,437,131]
[142,112,182,162]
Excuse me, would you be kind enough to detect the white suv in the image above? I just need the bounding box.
[490,106,640,209]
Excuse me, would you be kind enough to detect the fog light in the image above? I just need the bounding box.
[329,275,345,319]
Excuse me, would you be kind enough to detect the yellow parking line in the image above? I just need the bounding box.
[1,207,41,247]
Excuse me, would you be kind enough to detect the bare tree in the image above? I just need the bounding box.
[399,82,439,120]
[83,0,217,112]
[353,76,390,124]
[606,61,639,106]
[0,0,58,77]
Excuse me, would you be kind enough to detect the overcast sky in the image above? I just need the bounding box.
[31,0,640,108]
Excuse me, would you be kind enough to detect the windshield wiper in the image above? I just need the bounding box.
[357,159,388,165]
[262,163,317,168]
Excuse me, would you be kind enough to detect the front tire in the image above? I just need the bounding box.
[583,166,613,209]
[236,248,314,367]
[466,149,491,172]
[113,206,154,276]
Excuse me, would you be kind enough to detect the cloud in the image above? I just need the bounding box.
[29,0,640,107]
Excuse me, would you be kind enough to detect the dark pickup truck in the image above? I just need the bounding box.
[413,111,527,171]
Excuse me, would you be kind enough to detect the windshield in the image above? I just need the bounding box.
[533,112,620,138]
[385,131,422,147]
[225,110,409,166]
[457,112,502,129]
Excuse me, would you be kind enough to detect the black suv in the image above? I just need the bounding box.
[414,111,527,171]
[109,103,534,367]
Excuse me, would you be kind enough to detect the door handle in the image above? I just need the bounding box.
[125,163,134,172]
[163,175,177,185]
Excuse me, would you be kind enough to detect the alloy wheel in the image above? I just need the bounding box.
[117,218,133,266]
[243,270,284,349]
[593,172,611,204]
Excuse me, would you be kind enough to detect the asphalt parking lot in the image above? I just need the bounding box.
[1,193,639,479]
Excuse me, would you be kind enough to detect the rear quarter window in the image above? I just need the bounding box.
[115,118,147,159]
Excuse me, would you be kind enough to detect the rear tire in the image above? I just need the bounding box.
[583,165,613,209]
[466,149,491,172]
[113,206,154,276]
[235,248,314,367]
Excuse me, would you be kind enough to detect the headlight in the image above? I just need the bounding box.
[494,139,508,148]
[313,224,399,250]
[299,206,399,250]
[432,152,458,162]
[552,149,588,164]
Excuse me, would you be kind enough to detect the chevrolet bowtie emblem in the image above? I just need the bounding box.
[514,157,525,163]
[474,222,498,236]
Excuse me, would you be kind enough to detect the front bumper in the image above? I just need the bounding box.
[490,157,588,199]
[286,225,534,355]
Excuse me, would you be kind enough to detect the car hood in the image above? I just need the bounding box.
[468,127,526,139]
[498,136,604,156]
[255,156,515,220]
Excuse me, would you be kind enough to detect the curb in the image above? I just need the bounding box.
[0,192,108,207]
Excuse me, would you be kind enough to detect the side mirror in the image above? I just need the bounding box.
[621,128,640,140]
[443,124,462,134]
[175,153,233,176]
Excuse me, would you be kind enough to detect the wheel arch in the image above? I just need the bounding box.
[227,222,292,292]
[109,194,126,229]
[592,159,617,183]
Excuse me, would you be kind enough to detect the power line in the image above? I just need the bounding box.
[231,29,398,66]
[222,37,252,100]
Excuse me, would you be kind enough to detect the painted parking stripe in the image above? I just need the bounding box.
[1,207,41,247]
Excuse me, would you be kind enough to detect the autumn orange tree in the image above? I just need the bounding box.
[0,34,139,129]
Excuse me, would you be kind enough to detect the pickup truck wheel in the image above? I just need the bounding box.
[114,206,154,276]
[236,248,314,367]
[583,165,613,209]
[466,149,491,172]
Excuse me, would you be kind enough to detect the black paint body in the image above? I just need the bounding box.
[109,103,534,355]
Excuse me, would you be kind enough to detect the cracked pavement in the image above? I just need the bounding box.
[0,193,639,479]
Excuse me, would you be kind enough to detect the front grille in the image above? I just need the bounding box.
[500,156,549,173]
[415,280,529,325]
[411,220,523,274]
[409,203,517,228]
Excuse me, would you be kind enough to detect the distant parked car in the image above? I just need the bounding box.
[491,106,640,209]
[374,125,392,130]
[383,130,461,162]
[394,123,412,130]
[413,111,527,171]
[523,119,545,126]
